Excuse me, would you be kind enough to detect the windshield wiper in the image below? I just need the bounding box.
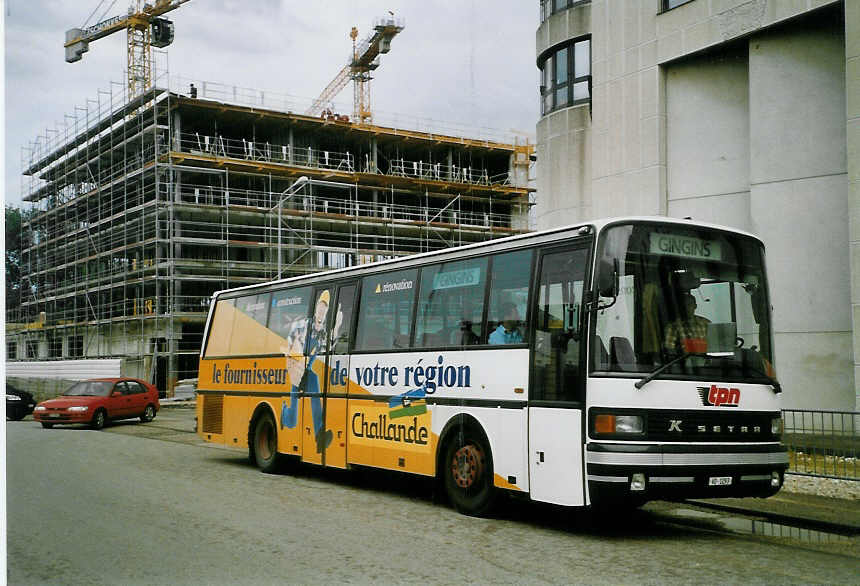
[635,353,782,393]
[635,353,699,389]
[635,353,735,390]
[741,363,782,394]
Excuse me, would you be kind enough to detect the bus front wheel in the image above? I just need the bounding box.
[252,411,280,473]
[443,429,496,516]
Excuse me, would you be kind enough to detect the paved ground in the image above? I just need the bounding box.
[6,406,859,585]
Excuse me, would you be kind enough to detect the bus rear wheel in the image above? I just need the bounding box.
[252,411,280,473]
[443,429,496,516]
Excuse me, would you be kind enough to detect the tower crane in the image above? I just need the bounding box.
[306,15,404,124]
[64,0,192,100]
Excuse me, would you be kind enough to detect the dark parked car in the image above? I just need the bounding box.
[33,378,160,430]
[6,385,36,421]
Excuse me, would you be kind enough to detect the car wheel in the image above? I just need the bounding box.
[8,409,25,421]
[443,427,497,516]
[252,411,280,473]
[41,422,53,429]
[91,409,107,430]
[140,404,156,422]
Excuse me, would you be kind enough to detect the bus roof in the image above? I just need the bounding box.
[211,215,764,300]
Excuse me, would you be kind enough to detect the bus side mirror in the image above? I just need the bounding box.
[597,258,619,298]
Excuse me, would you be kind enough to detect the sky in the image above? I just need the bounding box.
[3,0,540,207]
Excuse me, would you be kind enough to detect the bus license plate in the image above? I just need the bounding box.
[708,476,732,486]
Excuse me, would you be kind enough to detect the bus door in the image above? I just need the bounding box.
[529,245,589,506]
[322,283,356,469]
[301,284,356,467]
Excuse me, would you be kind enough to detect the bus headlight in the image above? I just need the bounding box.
[594,414,644,435]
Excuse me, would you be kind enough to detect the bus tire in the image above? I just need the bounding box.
[252,410,280,473]
[442,427,496,516]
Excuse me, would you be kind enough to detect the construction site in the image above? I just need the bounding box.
[6,5,534,394]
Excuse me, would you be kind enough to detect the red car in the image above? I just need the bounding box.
[33,378,160,430]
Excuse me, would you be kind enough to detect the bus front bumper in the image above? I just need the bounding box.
[585,442,789,504]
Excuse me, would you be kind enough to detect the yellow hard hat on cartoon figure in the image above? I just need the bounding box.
[318,290,330,306]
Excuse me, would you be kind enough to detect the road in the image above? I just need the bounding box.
[7,407,858,585]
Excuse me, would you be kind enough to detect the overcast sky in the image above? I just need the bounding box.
[3,0,539,207]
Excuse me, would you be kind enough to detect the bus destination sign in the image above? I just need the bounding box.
[650,234,722,261]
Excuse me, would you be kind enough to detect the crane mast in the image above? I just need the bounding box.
[307,16,404,124]
[65,0,191,100]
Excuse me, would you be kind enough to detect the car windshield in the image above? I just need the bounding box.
[591,223,774,382]
[63,381,114,397]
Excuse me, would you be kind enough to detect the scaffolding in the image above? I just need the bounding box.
[8,73,534,395]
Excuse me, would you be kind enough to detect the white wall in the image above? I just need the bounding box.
[748,21,851,409]
[6,359,122,380]
[665,48,752,232]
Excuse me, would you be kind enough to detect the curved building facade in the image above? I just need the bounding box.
[536,0,593,228]
[536,0,859,411]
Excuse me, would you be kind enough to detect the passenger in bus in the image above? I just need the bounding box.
[663,292,710,353]
[489,302,523,345]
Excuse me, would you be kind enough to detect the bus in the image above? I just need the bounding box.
[196,216,787,515]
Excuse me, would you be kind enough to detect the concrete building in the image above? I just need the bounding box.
[8,78,532,395]
[536,0,858,410]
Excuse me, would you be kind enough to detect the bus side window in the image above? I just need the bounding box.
[203,298,235,357]
[355,269,418,352]
[268,287,313,359]
[232,293,272,355]
[486,249,532,345]
[414,258,487,348]
[330,285,356,355]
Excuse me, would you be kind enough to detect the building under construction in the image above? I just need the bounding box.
[7,77,533,393]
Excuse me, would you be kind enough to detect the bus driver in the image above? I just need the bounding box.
[663,291,710,353]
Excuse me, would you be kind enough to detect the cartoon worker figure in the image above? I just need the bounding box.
[280,289,341,453]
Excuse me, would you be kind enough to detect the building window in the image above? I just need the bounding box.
[661,0,693,11]
[69,335,84,358]
[48,336,62,358]
[540,0,590,23]
[540,37,591,115]
[6,341,17,360]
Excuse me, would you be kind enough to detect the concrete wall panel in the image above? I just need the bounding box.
[773,332,854,410]
[749,23,847,183]
[667,190,752,232]
[750,174,850,332]
[666,49,749,202]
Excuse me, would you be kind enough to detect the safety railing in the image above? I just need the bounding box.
[174,132,513,189]
[168,75,527,146]
[782,409,858,480]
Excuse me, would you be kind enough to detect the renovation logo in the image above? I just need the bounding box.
[698,385,740,407]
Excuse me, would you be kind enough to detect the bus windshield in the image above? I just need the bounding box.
[591,222,774,382]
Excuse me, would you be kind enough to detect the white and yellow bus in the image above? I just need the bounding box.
[197,217,787,514]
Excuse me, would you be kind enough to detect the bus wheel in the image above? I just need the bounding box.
[253,411,280,473]
[443,430,496,516]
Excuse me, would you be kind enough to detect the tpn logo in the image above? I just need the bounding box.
[698,385,740,407]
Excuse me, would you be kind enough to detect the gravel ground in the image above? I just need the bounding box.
[783,474,860,500]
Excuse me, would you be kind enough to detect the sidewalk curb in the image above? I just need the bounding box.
[686,499,860,536]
